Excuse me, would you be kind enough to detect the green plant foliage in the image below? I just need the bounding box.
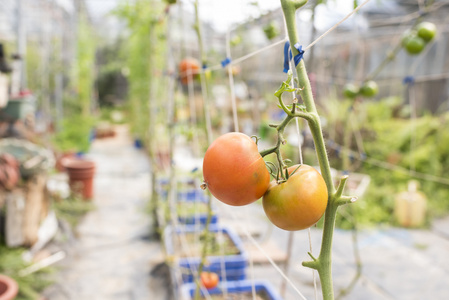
[0,243,54,300]
[113,0,167,143]
[52,195,95,228]
[75,14,97,117]
[322,97,449,228]
[52,115,95,153]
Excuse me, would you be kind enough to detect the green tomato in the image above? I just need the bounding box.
[401,30,414,48]
[404,36,426,55]
[230,35,242,47]
[360,80,379,98]
[343,83,360,99]
[416,22,436,42]
[263,22,279,40]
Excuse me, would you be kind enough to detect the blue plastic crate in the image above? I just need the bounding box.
[181,279,284,300]
[165,225,248,283]
[157,189,208,203]
[177,189,208,202]
[177,210,218,226]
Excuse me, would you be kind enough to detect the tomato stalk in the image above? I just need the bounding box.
[192,0,214,299]
[271,0,357,299]
[193,0,213,145]
[193,192,214,300]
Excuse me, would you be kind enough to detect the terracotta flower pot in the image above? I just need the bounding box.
[0,274,19,300]
[62,158,96,200]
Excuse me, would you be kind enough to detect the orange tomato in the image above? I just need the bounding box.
[263,164,328,231]
[203,132,270,206]
[200,272,219,290]
[179,58,200,85]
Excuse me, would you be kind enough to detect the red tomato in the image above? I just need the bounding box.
[200,272,219,290]
[203,132,270,206]
[262,164,328,231]
[179,58,200,85]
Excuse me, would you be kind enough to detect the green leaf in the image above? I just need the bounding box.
[296,104,307,112]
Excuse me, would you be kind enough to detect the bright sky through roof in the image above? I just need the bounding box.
[86,0,281,32]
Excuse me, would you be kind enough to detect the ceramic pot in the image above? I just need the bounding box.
[0,274,19,300]
[62,158,95,200]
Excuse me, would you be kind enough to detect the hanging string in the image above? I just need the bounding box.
[225,29,239,132]
[276,38,316,299]
[369,1,448,27]
[221,204,308,300]
[325,139,449,186]
[238,218,308,300]
[407,80,417,173]
[287,44,317,299]
[224,29,256,300]
[178,0,373,78]
[303,0,372,51]
[176,226,214,300]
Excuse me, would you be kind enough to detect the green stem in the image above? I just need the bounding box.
[193,1,213,298]
[281,0,334,194]
[280,1,352,299]
[147,8,159,237]
[342,107,353,172]
[194,192,214,300]
[194,0,212,144]
[336,205,362,300]
[364,43,402,82]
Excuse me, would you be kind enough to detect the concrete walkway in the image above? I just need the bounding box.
[44,126,166,300]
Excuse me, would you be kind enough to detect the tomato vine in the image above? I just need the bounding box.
[261,0,359,298]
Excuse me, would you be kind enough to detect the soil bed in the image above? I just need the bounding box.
[174,231,240,257]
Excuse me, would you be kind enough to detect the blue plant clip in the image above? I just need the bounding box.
[283,41,305,73]
[221,57,231,67]
[403,76,415,85]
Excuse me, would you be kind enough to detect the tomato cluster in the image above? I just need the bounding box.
[402,22,437,55]
[342,80,379,99]
[202,132,328,230]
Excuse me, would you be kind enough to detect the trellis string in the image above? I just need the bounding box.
[178,0,374,78]
[226,29,239,132]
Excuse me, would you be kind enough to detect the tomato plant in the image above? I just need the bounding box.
[360,80,379,98]
[203,132,270,206]
[416,22,436,42]
[200,272,219,290]
[179,58,200,85]
[262,164,328,231]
